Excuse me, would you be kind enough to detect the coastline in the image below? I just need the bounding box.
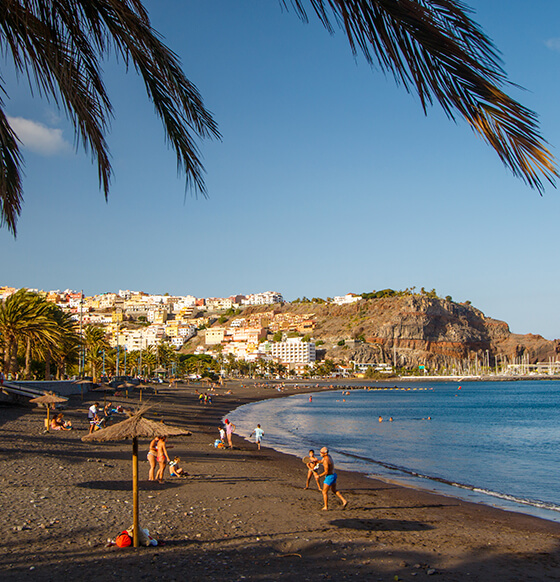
[227,379,560,524]
[1,380,560,581]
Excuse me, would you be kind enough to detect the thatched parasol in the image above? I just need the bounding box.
[29,392,69,431]
[82,407,191,547]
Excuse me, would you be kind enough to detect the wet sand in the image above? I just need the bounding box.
[1,380,560,581]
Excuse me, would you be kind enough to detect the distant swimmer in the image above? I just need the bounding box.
[317,447,347,511]
[309,396,312,402]
[389,417,393,422]
[378,416,383,423]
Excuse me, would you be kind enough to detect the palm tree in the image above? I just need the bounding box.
[1,1,556,235]
[23,301,80,380]
[49,307,80,380]
[1,0,220,235]
[141,346,157,378]
[0,289,62,378]
[83,325,111,381]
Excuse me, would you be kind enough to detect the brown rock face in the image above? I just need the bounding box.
[344,296,558,369]
[245,296,558,369]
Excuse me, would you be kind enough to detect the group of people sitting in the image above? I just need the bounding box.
[50,413,72,431]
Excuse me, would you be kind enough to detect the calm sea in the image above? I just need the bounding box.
[227,380,560,522]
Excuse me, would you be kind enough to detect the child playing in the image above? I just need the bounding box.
[169,456,188,477]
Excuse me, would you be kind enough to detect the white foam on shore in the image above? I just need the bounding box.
[227,388,560,524]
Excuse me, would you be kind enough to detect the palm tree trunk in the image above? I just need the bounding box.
[24,337,32,379]
[9,339,18,377]
[3,341,12,377]
[45,351,51,381]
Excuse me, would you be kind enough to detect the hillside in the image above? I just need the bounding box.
[236,296,559,369]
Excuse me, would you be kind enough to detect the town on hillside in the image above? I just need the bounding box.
[0,287,372,380]
[2,286,559,381]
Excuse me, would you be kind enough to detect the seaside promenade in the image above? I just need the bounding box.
[1,380,560,581]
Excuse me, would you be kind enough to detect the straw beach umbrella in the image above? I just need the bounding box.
[29,392,69,431]
[82,407,191,547]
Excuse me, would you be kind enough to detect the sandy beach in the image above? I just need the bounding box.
[2,380,560,581]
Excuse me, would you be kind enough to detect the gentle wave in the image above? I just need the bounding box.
[326,445,560,516]
[227,382,560,523]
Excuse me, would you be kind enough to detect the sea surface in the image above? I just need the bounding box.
[227,380,560,522]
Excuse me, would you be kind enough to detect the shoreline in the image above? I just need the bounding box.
[225,380,560,524]
[2,380,560,580]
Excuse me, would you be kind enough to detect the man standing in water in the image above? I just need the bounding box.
[317,447,348,511]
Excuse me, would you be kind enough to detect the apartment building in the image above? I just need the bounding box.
[205,327,226,345]
[206,297,233,311]
[243,291,284,305]
[266,337,316,365]
[231,327,267,344]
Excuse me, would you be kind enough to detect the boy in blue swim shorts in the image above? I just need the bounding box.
[318,447,348,511]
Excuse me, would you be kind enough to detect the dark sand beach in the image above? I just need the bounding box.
[2,380,560,581]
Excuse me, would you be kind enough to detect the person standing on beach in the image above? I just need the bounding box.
[224,419,236,449]
[250,424,264,450]
[155,436,171,483]
[88,402,100,434]
[147,437,159,481]
[305,449,322,491]
[317,447,347,511]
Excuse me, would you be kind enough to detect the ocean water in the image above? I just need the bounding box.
[227,380,560,522]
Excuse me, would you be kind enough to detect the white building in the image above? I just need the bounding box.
[170,336,185,349]
[332,293,362,306]
[243,291,284,305]
[266,337,316,365]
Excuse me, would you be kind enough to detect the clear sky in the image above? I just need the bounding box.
[1,1,560,339]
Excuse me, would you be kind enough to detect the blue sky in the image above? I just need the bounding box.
[1,1,560,339]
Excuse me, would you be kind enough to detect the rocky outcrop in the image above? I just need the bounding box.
[245,296,558,369]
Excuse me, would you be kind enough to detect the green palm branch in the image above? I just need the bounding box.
[1,0,220,235]
[0,289,65,377]
[83,324,111,380]
[285,0,556,190]
[1,1,556,236]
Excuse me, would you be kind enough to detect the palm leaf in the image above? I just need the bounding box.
[285,0,557,190]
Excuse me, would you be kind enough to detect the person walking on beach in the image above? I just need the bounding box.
[317,446,347,511]
[224,418,236,449]
[305,449,322,491]
[147,436,159,481]
[250,424,264,450]
[155,436,171,483]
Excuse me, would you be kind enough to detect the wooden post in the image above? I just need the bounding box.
[46,406,50,431]
[139,389,142,403]
[132,436,139,547]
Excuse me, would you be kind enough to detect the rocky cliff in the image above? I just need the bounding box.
[243,296,559,369]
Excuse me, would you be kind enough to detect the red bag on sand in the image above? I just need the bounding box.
[115,531,132,548]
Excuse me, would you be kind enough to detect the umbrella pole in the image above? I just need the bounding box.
[46,406,50,432]
[132,436,139,547]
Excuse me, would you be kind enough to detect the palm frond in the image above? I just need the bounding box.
[285,0,557,190]
[0,0,220,234]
